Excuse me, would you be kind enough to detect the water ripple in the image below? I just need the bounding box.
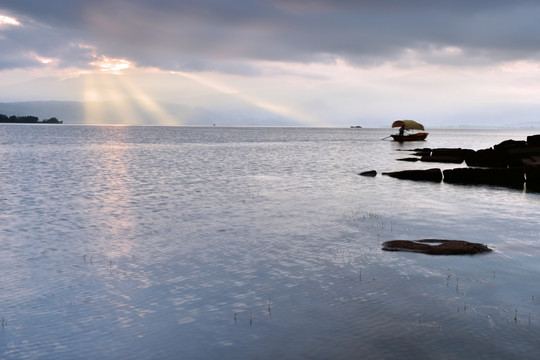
[1,126,540,359]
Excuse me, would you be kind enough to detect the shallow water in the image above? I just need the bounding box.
[1,125,540,359]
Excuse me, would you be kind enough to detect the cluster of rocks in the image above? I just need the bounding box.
[360,134,540,191]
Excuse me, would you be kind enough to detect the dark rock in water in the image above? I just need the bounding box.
[418,148,475,164]
[507,145,540,157]
[506,146,540,168]
[413,149,431,157]
[494,139,527,151]
[523,158,540,191]
[383,168,442,182]
[465,148,509,168]
[359,170,377,177]
[397,157,420,162]
[527,134,540,147]
[431,148,475,158]
[465,140,540,168]
[443,167,524,188]
[421,155,464,164]
[382,239,492,255]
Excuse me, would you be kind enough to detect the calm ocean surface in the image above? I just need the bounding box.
[1,125,540,359]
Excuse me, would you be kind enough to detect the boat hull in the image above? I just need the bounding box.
[391,132,428,142]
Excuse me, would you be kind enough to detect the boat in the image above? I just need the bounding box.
[390,120,428,141]
[391,132,428,141]
[350,125,362,128]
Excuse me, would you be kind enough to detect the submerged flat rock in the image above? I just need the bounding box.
[382,239,492,255]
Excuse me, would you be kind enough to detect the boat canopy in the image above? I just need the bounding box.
[391,120,425,131]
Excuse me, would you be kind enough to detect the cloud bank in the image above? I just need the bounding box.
[3,0,540,73]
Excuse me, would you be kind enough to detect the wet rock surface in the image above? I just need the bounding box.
[382,239,492,255]
[442,167,524,188]
[420,155,464,164]
[421,148,475,164]
[397,157,420,162]
[359,170,377,177]
[382,168,442,182]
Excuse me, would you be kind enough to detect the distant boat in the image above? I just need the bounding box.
[350,125,362,128]
[390,120,428,141]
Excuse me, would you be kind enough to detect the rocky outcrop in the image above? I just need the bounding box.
[377,135,540,190]
[409,148,474,164]
[523,158,540,191]
[422,148,475,164]
[527,134,540,147]
[413,149,431,157]
[493,139,526,151]
[421,155,465,164]
[442,168,525,188]
[382,239,492,255]
[462,139,540,168]
[382,168,442,182]
[465,148,509,168]
[404,141,538,168]
[361,134,540,190]
[397,157,420,162]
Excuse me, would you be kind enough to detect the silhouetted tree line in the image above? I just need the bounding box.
[0,114,62,124]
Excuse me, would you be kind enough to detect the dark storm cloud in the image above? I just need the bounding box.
[2,0,540,72]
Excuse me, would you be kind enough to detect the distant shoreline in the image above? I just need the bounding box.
[0,113,62,124]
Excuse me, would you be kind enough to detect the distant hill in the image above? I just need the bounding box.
[0,100,301,126]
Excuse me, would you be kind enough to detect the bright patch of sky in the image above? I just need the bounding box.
[0,15,20,26]
[91,56,131,73]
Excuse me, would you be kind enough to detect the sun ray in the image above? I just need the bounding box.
[115,75,181,126]
[83,73,140,124]
[83,72,183,125]
[82,54,324,126]
[79,52,184,125]
[83,74,105,124]
[171,71,327,126]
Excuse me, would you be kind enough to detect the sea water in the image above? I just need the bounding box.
[1,125,540,359]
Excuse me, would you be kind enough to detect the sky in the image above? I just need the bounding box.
[1,0,540,127]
